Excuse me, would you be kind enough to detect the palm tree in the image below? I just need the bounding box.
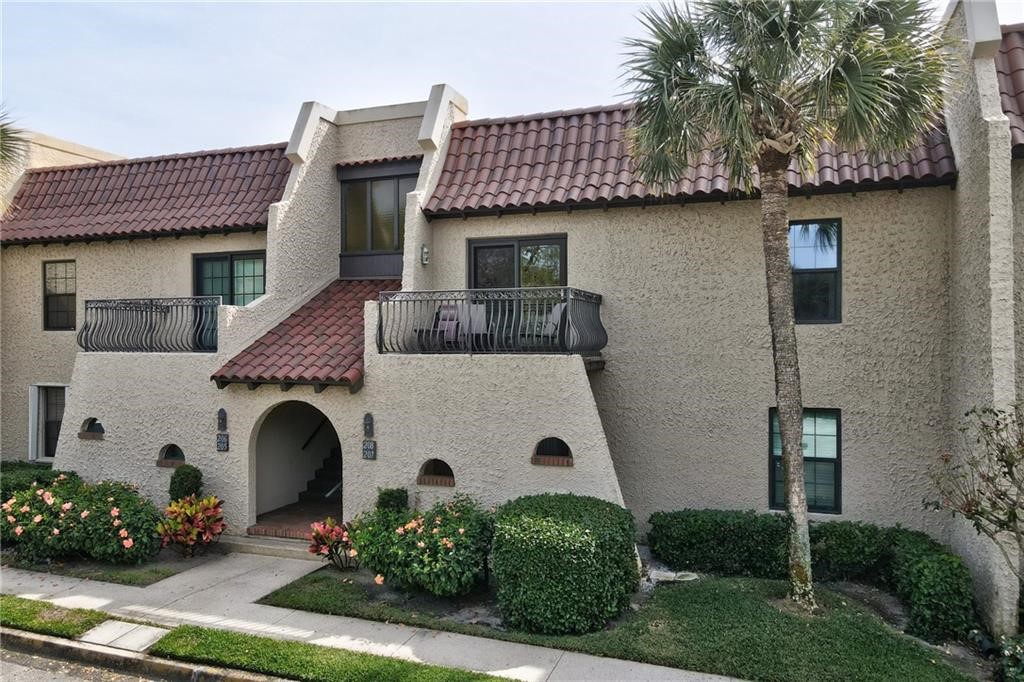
[0,109,29,213]
[625,0,948,610]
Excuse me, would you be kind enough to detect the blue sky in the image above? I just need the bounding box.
[3,1,1022,158]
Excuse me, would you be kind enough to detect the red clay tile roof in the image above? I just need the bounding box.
[1,143,290,244]
[424,105,957,217]
[999,25,1024,157]
[337,154,422,167]
[212,279,400,389]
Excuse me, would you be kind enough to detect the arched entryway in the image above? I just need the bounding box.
[249,401,342,538]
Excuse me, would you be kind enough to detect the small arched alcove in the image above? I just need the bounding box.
[531,437,573,466]
[417,459,455,487]
[157,443,186,468]
[78,418,105,440]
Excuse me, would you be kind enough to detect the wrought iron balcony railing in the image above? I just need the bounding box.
[77,296,221,352]
[377,287,607,355]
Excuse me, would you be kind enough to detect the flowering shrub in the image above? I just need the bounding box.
[156,495,226,557]
[996,634,1024,682]
[352,494,492,597]
[308,517,359,570]
[0,477,160,564]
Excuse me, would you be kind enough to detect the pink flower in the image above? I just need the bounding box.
[19,505,29,513]
[110,507,120,517]
[14,526,23,536]
[42,492,54,506]
[432,528,439,534]
[52,528,60,536]
[396,527,405,535]
[417,541,426,548]
[61,502,73,512]
[374,574,384,585]
[122,538,134,549]
[458,528,465,535]
[112,519,122,527]
[57,474,67,481]
[32,514,42,523]
[80,510,90,519]
[118,528,128,538]
[5,515,14,523]
[35,489,43,497]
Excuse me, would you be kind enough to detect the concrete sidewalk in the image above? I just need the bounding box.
[1,552,737,682]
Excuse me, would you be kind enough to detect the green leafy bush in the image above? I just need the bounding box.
[0,461,79,500]
[648,509,975,642]
[1,477,160,564]
[648,509,788,578]
[156,495,226,558]
[352,494,492,597]
[886,529,975,642]
[376,488,409,514]
[809,521,887,581]
[491,493,639,634]
[996,634,1024,682]
[169,464,203,502]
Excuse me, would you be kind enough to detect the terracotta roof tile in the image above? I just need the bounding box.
[211,279,400,388]
[1,143,290,244]
[424,105,956,217]
[999,25,1024,157]
[337,154,423,167]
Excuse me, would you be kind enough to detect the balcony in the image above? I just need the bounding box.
[377,287,607,360]
[77,296,221,352]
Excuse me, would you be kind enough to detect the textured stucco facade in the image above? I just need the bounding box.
[940,3,1019,635]
[0,231,267,461]
[3,0,1022,637]
[425,189,954,536]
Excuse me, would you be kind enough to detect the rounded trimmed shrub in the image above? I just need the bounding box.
[169,464,203,502]
[491,493,639,634]
[648,509,788,578]
[809,520,886,581]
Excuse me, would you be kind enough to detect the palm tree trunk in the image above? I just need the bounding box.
[758,149,816,611]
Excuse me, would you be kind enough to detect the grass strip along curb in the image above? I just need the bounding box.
[1,595,498,681]
[150,625,502,681]
[0,627,274,682]
[0,593,107,638]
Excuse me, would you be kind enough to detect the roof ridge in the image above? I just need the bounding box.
[23,141,288,175]
[1002,23,1024,34]
[454,103,632,129]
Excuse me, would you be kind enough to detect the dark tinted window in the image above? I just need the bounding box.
[769,408,840,513]
[790,220,840,323]
[43,261,76,330]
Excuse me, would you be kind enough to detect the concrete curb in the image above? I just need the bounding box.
[0,626,275,681]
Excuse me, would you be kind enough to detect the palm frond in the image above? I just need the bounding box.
[0,109,28,174]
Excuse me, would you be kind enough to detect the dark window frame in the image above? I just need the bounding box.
[42,260,77,331]
[192,250,267,306]
[467,235,568,289]
[41,386,66,458]
[768,407,842,514]
[790,219,842,324]
[338,161,419,255]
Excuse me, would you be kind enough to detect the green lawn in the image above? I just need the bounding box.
[151,625,501,682]
[261,570,970,682]
[0,594,107,638]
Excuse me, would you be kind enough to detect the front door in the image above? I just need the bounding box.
[468,236,567,350]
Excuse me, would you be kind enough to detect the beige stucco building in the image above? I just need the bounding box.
[1,0,1020,635]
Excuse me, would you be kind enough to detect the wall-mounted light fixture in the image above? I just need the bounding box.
[420,243,430,265]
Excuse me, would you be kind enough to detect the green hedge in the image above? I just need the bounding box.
[1,461,78,500]
[491,494,639,635]
[648,510,974,642]
[168,464,203,502]
[375,487,408,513]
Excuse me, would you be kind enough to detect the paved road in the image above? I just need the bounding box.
[1,647,158,681]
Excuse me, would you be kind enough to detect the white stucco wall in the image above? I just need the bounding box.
[0,232,267,461]
[1014,159,1024,402]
